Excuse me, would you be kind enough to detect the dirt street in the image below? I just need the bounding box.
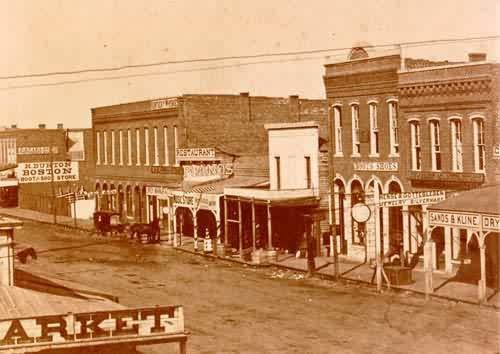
[14,221,500,354]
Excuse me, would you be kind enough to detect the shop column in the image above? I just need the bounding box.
[402,206,410,256]
[382,206,389,254]
[452,228,461,259]
[478,233,487,304]
[444,226,453,273]
[343,193,352,256]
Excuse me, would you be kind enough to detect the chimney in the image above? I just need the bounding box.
[10,124,17,129]
[57,123,64,129]
[239,92,251,121]
[38,123,46,129]
[468,53,487,62]
[288,95,300,122]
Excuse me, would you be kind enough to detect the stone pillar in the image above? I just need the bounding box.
[444,226,453,273]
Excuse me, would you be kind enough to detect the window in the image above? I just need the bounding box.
[429,120,441,171]
[174,125,178,165]
[111,130,116,165]
[388,101,399,155]
[153,127,159,166]
[119,130,124,165]
[333,106,343,155]
[410,121,421,170]
[127,129,132,165]
[144,127,150,166]
[473,118,485,172]
[275,157,281,190]
[103,131,108,165]
[305,156,311,188]
[351,105,360,155]
[135,128,141,166]
[450,119,463,171]
[163,126,169,166]
[369,103,379,155]
[96,131,101,165]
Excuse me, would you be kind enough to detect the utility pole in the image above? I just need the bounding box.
[327,104,340,280]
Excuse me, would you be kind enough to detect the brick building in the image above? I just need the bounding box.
[92,93,329,256]
[0,124,94,214]
[324,45,499,267]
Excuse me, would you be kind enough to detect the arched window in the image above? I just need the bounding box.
[388,101,399,155]
[351,104,360,156]
[429,120,441,171]
[409,121,421,170]
[450,119,463,171]
[369,103,379,156]
[333,106,343,155]
[472,118,485,172]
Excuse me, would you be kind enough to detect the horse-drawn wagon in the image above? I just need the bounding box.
[93,211,129,237]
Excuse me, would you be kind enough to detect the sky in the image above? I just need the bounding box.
[0,0,498,129]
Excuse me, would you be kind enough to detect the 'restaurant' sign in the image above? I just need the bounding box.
[176,148,216,161]
[354,161,398,171]
[16,161,79,184]
[0,306,184,350]
[379,190,446,207]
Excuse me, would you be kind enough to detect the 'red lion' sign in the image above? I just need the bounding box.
[0,306,184,350]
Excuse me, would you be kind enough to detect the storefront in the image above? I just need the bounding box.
[426,185,500,303]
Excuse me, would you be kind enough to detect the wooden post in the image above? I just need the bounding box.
[193,209,198,252]
[238,198,243,257]
[251,198,256,252]
[224,197,229,247]
[478,234,487,304]
[73,192,77,228]
[267,201,272,249]
[444,226,452,274]
[374,186,382,292]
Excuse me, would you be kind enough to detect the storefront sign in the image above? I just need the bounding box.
[171,191,218,210]
[150,97,178,110]
[379,190,446,207]
[176,148,216,161]
[408,170,485,183]
[146,186,170,198]
[16,161,79,184]
[0,306,184,350]
[183,163,233,181]
[429,211,481,228]
[354,161,398,171]
[17,146,58,155]
[482,215,500,232]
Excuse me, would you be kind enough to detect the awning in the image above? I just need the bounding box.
[427,185,500,215]
[182,175,269,194]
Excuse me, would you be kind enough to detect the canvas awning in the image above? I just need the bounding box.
[427,185,500,216]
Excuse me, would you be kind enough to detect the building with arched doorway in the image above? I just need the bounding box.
[92,93,328,244]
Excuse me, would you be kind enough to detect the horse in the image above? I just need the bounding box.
[129,218,161,243]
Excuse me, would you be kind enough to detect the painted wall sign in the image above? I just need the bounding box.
[150,98,178,110]
[16,161,79,184]
[183,163,233,181]
[408,170,485,183]
[16,146,58,155]
[0,306,184,350]
[353,161,398,171]
[379,190,446,207]
[176,148,216,161]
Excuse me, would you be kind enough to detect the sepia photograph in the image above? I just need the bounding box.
[0,1,499,353]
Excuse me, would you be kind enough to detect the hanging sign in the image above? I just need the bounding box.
[16,161,79,184]
[351,203,371,223]
[0,306,184,351]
